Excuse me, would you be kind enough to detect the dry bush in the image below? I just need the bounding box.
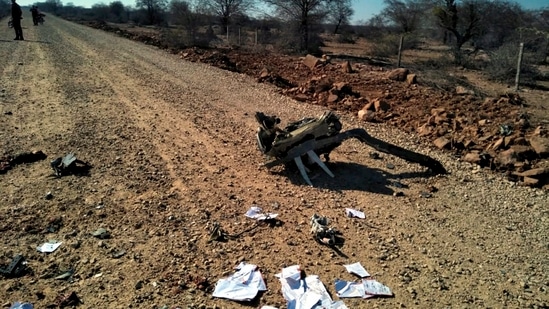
[370,33,420,58]
[485,42,541,85]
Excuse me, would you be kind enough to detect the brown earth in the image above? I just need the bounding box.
[83,20,549,188]
[1,14,548,309]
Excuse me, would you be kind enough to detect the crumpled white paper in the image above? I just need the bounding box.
[212,262,267,301]
[275,265,348,309]
[335,278,392,298]
[345,208,365,219]
[36,241,62,253]
[343,262,370,278]
[245,206,278,221]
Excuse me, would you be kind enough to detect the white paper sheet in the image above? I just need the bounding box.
[335,279,365,298]
[276,266,347,309]
[343,262,370,278]
[36,241,62,253]
[345,208,365,219]
[362,279,393,296]
[212,262,266,301]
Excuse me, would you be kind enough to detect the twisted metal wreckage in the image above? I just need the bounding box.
[255,111,447,186]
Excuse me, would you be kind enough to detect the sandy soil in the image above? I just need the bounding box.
[1,14,548,309]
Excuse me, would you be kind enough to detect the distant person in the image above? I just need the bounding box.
[30,5,38,26]
[11,0,23,40]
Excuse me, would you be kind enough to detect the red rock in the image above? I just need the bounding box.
[528,136,549,157]
[325,94,338,103]
[417,123,433,136]
[406,74,417,85]
[431,108,446,116]
[387,68,409,81]
[498,146,534,165]
[303,54,319,69]
[373,99,390,112]
[456,86,474,95]
[463,152,481,164]
[341,61,353,73]
[358,109,375,122]
[533,126,546,136]
[293,94,309,102]
[515,168,549,178]
[491,137,504,150]
[434,137,451,149]
[498,148,518,165]
[332,82,351,92]
[361,102,375,111]
[521,177,539,186]
[478,119,488,126]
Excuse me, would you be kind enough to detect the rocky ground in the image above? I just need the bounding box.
[82,20,549,190]
[0,14,548,309]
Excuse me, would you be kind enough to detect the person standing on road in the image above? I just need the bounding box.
[30,5,39,26]
[11,0,24,40]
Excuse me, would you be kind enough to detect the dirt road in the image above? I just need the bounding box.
[1,14,548,308]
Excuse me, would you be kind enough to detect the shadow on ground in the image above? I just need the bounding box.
[274,161,435,194]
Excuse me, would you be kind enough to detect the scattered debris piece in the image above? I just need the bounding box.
[209,220,266,242]
[45,191,53,200]
[419,191,432,198]
[37,241,62,253]
[245,205,278,221]
[54,269,75,280]
[345,208,365,219]
[50,153,92,176]
[9,302,33,309]
[499,124,513,136]
[275,265,348,309]
[55,291,81,307]
[335,279,393,299]
[310,214,344,247]
[91,228,110,239]
[44,217,63,233]
[255,111,446,186]
[111,250,126,259]
[0,255,29,278]
[344,262,370,278]
[335,279,372,299]
[212,262,266,301]
[363,279,393,296]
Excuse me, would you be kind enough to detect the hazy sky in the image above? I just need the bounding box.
[15,0,549,24]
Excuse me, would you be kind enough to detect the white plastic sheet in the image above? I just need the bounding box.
[345,208,365,219]
[245,206,278,221]
[212,262,267,301]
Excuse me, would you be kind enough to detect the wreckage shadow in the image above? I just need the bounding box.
[277,162,435,194]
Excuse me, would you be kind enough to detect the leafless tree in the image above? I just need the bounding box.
[201,0,255,31]
[170,0,201,38]
[136,0,168,24]
[382,0,428,33]
[327,0,354,34]
[433,0,481,64]
[263,0,330,52]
